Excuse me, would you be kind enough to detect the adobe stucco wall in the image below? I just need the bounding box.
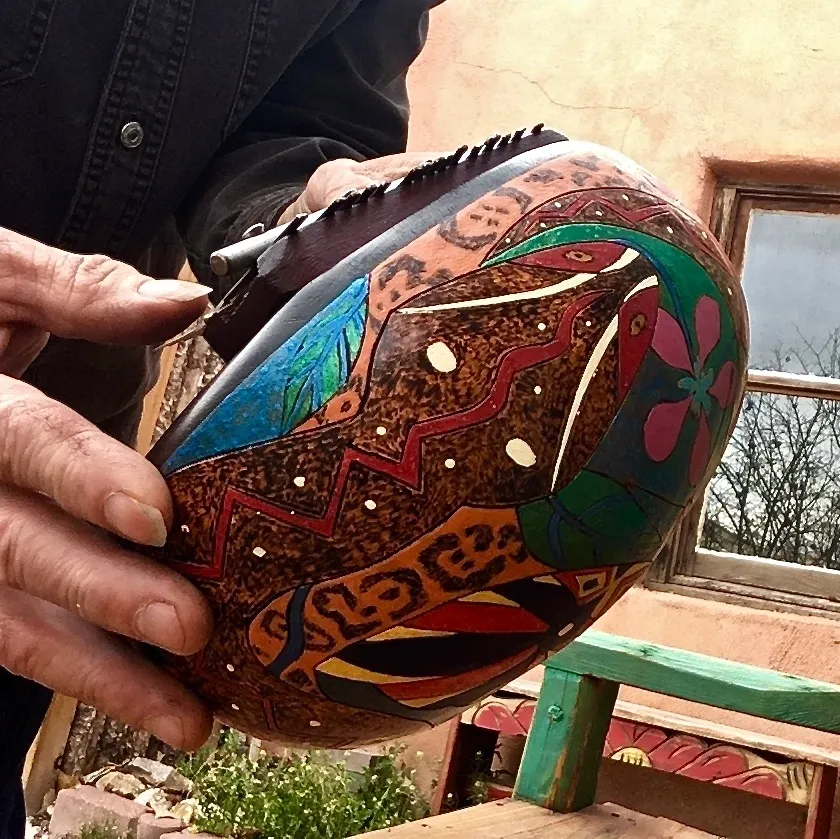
[407,0,840,211]
[403,1,840,835]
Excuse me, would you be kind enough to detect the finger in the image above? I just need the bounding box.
[311,154,439,210]
[318,168,380,208]
[0,324,49,377]
[0,588,212,750]
[0,227,211,345]
[0,486,212,655]
[0,376,176,546]
[353,151,443,182]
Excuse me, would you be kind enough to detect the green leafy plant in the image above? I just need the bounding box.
[73,824,125,839]
[178,735,428,839]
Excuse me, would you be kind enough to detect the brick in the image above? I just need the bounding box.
[136,815,185,839]
[49,786,148,838]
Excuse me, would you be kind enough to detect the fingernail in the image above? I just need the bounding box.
[137,279,213,303]
[103,491,168,547]
[143,714,185,748]
[135,602,186,651]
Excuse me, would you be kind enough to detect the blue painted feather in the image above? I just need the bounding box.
[163,275,370,475]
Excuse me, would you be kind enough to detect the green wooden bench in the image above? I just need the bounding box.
[354,632,840,838]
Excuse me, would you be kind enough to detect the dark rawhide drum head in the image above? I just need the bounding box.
[146,127,749,748]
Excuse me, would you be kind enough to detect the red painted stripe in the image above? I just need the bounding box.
[380,647,537,701]
[404,601,547,634]
[618,285,659,399]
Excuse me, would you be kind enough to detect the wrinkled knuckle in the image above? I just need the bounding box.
[72,662,113,711]
[40,247,84,295]
[44,251,123,314]
[0,394,39,478]
[0,617,40,679]
[76,253,123,287]
[61,563,98,623]
[0,391,93,488]
[0,510,25,588]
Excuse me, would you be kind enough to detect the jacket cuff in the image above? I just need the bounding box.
[222,185,305,249]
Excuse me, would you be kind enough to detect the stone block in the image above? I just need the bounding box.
[49,786,148,838]
[136,814,185,839]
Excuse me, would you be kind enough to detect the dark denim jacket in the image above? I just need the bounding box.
[0,0,431,828]
[1,0,431,442]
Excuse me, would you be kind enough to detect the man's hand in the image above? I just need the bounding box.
[277,152,446,222]
[0,227,215,751]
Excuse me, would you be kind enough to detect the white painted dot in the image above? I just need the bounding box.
[445,458,456,469]
[506,438,537,468]
[294,476,306,487]
[622,194,630,200]
[539,222,548,229]
[231,703,240,711]
[701,231,708,238]
[180,524,190,534]
[538,323,547,331]
[376,426,387,436]
[554,202,562,208]
[365,500,377,511]
[595,210,604,216]
[310,720,322,728]
[290,510,295,515]
[666,226,674,234]
[426,341,458,373]
[504,237,512,244]
[585,320,592,327]
[227,664,235,673]
[534,386,543,395]
[253,546,267,558]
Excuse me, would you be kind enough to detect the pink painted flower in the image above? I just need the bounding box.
[644,296,736,485]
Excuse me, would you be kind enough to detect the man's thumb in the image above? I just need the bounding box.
[0,228,210,346]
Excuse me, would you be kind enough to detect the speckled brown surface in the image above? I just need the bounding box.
[146,143,747,747]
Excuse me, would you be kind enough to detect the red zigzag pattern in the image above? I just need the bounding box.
[172,291,604,580]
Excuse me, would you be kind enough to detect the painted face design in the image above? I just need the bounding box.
[154,147,747,747]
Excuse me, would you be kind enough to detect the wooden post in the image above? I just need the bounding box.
[805,764,838,839]
[514,666,618,813]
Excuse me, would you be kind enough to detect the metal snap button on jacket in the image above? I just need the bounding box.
[120,121,145,149]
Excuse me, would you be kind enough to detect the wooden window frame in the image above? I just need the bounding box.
[647,182,840,617]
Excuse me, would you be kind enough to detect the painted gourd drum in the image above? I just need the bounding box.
[147,127,749,747]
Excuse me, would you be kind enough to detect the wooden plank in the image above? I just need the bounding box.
[514,669,617,812]
[22,695,78,814]
[136,343,177,455]
[692,550,840,603]
[805,765,837,839]
[351,799,573,838]
[501,672,543,699]
[747,369,840,401]
[350,800,720,838]
[549,632,840,733]
[613,700,840,767]
[429,719,460,815]
[136,258,200,455]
